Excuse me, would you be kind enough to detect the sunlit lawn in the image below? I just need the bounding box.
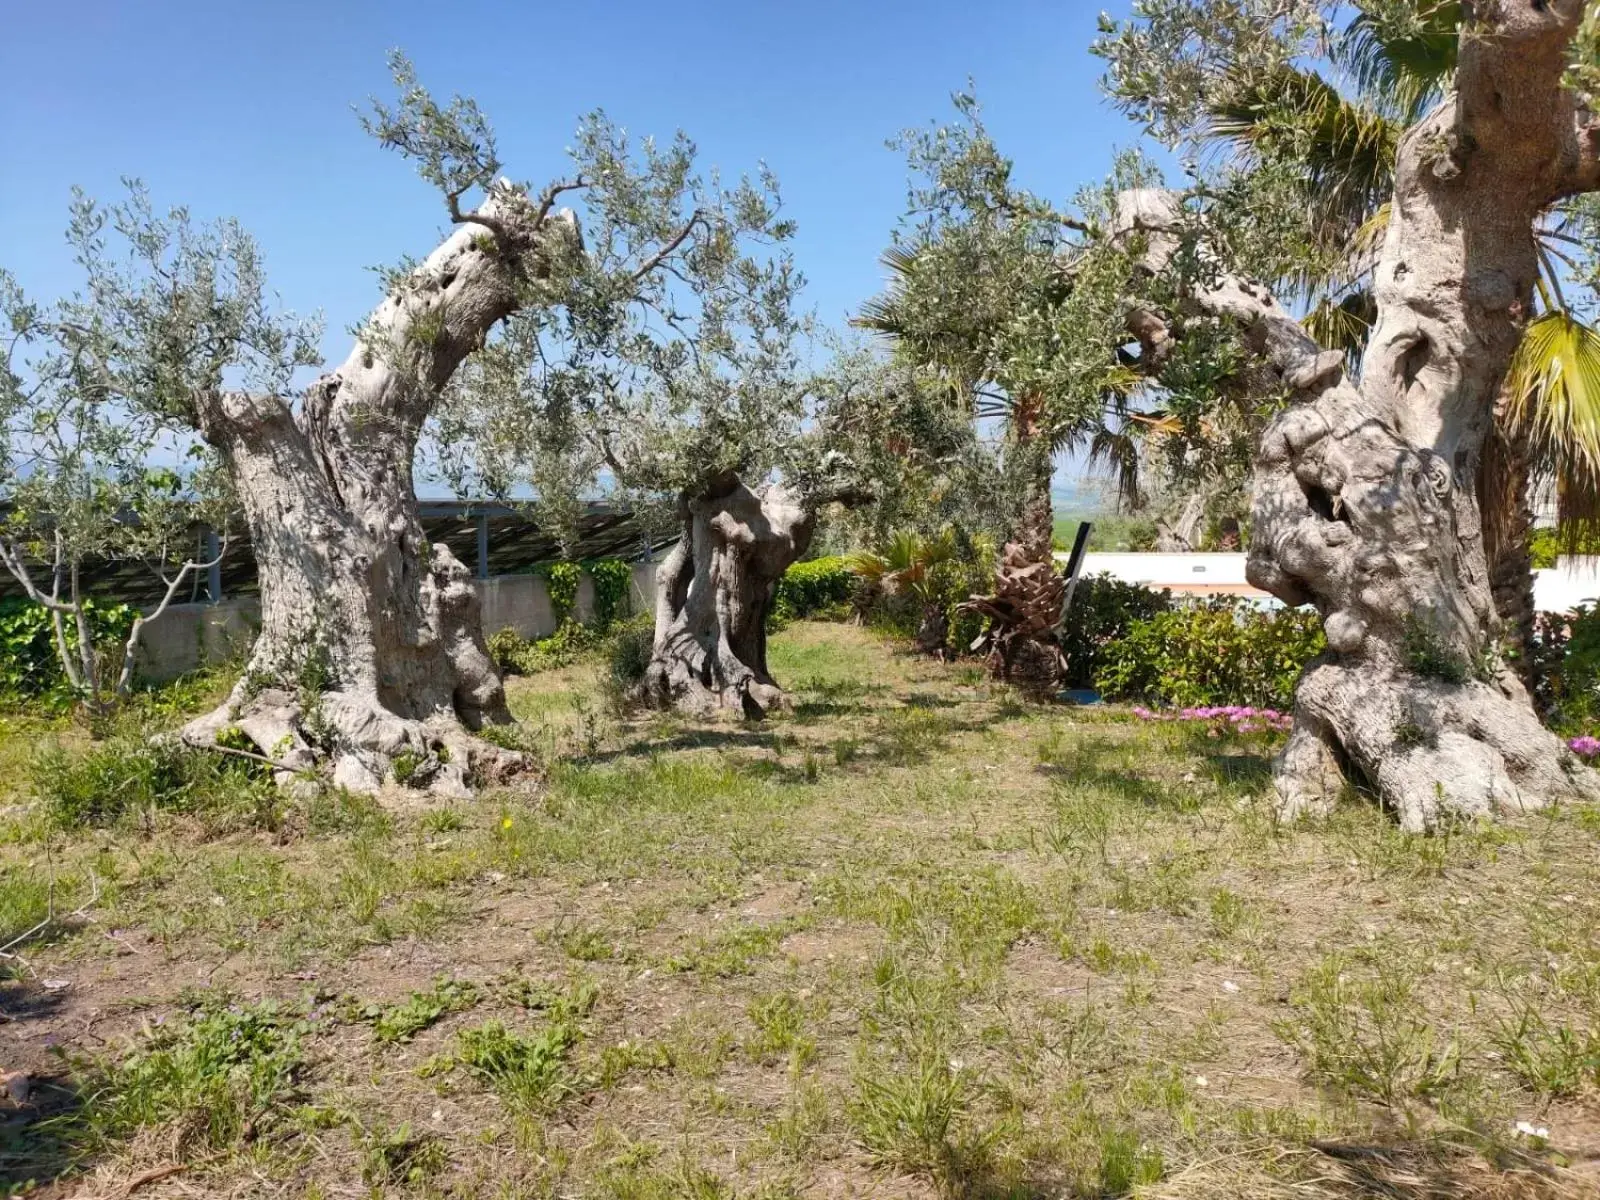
[2,622,1599,1198]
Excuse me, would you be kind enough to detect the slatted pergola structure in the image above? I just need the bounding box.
[0,500,677,607]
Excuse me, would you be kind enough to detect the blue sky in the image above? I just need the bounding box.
[1,0,1160,498]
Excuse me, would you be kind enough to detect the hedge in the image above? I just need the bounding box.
[773,557,855,623]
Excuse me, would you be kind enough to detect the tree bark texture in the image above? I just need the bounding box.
[1010,393,1055,564]
[1126,2,1600,828]
[638,472,815,718]
[1480,415,1537,693]
[181,190,575,795]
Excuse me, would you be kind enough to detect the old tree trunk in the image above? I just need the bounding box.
[1208,1,1600,829]
[182,190,573,796]
[638,472,816,718]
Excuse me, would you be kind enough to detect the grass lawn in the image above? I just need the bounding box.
[3,621,1600,1197]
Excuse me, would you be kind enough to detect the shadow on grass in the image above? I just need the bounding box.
[1204,753,1273,790]
[0,1073,82,1194]
[1304,1135,1580,1200]
[0,977,73,1026]
[587,727,780,764]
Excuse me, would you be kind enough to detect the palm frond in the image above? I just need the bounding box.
[851,245,921,338]
[1304,290,1376,367]
[1335,1,1460,123]
[1208,66,1401,240]
[846,550,890,583]
[1088,425,1146,511]
[1352,202,1391,263]
[852,295,908,338]
[1504,312,1600,547]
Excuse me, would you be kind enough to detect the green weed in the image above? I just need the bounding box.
[455,1017,582,1115]
[1278,953,1464,1109]
[362,976,480,1044]
[66,996,307,1156]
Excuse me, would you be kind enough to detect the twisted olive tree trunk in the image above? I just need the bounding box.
[638,472,817,718]
[1118,2,1600,828]
[1227,3,1600,829]
[181,191,574,796]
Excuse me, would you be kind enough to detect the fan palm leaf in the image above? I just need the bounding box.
[1304,290,1376,366]
[1334,1,1459,123]
[1504,312,1600,543]
[1208,66,1401,244]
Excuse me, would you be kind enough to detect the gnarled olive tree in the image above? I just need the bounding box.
[26,54,792,794]
[1100,0,1600,828]
[627,355,980,716]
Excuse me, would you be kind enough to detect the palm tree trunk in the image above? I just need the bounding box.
[1011,392,1054,563]
[1481,406,1538,696]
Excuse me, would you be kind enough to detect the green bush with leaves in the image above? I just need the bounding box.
[1096,599,1325,710]
[1059,574,1173,689]
[489,560,635,676]
[772,556,855,623]
[0,596,136,703]
[1532,603,1600,732]
[587,558,633,630]
[488,621,602,676]
[604,612,654,693]
[538,561,583,626]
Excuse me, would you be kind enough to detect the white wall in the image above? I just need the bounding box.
[1065,550,1600,615]
[1068,551,1253,587]
[1535,557,1600,614]
[135,561,665,683]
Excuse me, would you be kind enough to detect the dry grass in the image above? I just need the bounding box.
[1,622,1598,1198]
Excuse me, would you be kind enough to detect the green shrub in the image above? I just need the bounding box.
[1533,603,1600,733]
[1059,574,1173,689]
[1528,527,1600,569]
[538,561,583,626]
[490,560,635,675]
[0,596,136,704]
[1530,527,1560,570]
[489,621,601,676]
[486,627,528,674]
[1096,600,1325,710]
[31,737,269,828]
[587,558,633,630]
[605,612,654,691]
[773,556,855,623]
[857,537,995,656]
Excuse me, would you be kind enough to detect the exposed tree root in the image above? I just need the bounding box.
[1274,658,1600,832]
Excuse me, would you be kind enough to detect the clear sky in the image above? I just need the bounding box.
[0,0,1159,497]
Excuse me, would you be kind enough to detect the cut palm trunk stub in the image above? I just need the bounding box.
[962,542,1068,690]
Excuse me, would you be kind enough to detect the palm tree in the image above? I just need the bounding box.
[1203,0,1600,681]
[854,239,1149,562]
[848,528,960,652]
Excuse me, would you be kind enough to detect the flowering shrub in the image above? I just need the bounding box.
[1570,735,1600,761]
[1132,704,1293,736]
[1531,604,1600,734]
